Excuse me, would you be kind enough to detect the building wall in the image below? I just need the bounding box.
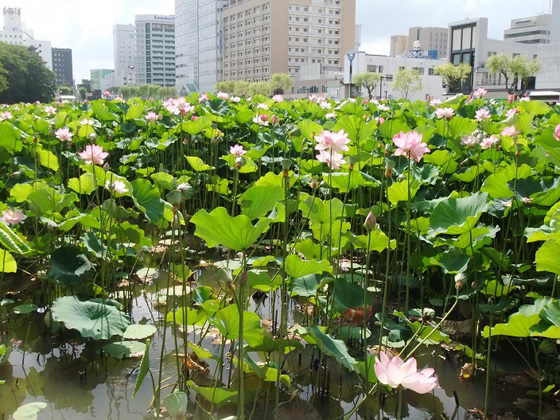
[135,14,175,86]
[222,0,354,83]
[343,52,446,101]
[504,15,551,45]
[408,26,448,58]
[113,24,136,86]
[90,69,114,90]
[52,48,73,86]
[175,0,228,94]
[1,7,53,70]
[390,35,408,56]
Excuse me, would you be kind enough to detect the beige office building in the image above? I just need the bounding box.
[222,0,355,82]
[390,35,409,56]
[408,27,448,58]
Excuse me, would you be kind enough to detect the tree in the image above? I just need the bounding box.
[270,73,293,94]
[215,81,235,93]
[248,81,271,96]
[352,72,382,99]
[59,86,73,95]
[486,53,540,94]
[434,63,471,93]
[392,69,423,100]
[78,87,87,101]
[0,43,56,103]
[233,80,250,96]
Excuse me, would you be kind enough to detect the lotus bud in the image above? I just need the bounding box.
[310,177,320,190]
[363,211,376,231]
[102,163,110,172]
[89,132,97,141]
[235,156,245,170]
[454,272,466,290]
[270,115,280,124]
[384,160,395,178]
[348,155,358,172]
[281,159,292,172]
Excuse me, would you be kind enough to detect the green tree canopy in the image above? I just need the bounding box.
[270,73,293,93]
[0,43,56,103]
[352,72,382,99]
[434,63,471,93]
[486,53,540,94]
[392,69,423,100]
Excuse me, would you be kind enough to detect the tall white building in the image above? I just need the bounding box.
[113,24,136,86]
[504,15,552,44]
[0,7,52,70]
[175,0,228,94]
[134,14,176,86]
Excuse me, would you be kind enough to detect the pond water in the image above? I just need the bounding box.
[0,266,543,420]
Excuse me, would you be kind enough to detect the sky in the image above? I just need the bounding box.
[1,0,554,82]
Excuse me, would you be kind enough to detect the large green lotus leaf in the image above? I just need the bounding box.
[334,115,375,145]
[222,155,258,173]
[13,402,48,420]
[482,313,540,338]
[163,391,188,420]
[131,178,165,223]
[190,207,272,251]
[438,248,469,274]
[508,177,560,206]
[185,156,214,171]
[51,296,130,340]
[348,231,396,253]
[285,255,332,278]
[211,303,264,347]
[48,246,94,286]
[125,103,146,120]
[0,122,22,153]
[37,148,59,172]
[378,119,410,140]
[291,274,325,297]
[247,270,282,292]
[526,201,560,243]
[448,116,477,139]
[0,249,17,273]
[540,300,560,327]
[481,164,532,199]
[123,324,157,340]
[68,173,97,195]
[322,171,378,193]
[333,277,365,313]
[429,192,489,236]
[102,341,145,358]
[535,239,560,275]
[181,116,212,135]
[297,119,324,141]
[305,326,357,371]
[387,179,421,205]
[239,185,284,220]
[187,380,238,406]
[91,102,118,121]
[299,196,345,226]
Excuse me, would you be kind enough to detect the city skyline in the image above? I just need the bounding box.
[0,0,554,83]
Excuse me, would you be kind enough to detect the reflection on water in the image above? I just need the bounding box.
[0,270,544,419]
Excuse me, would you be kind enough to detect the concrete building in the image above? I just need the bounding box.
[113,24,136,87]
[390,35,409,56]
[504,14,551,45]
[447,3,560,96]
[407,26,448,58]
[343,51,446,101]
[52,48,73,86]
[175,0,229,94]
[135,14,176,86]
[1,7,52,69]
[222,0,355,83]
[90,69,114,91]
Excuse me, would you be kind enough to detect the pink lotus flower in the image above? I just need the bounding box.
[103,90,110,97]
[325,112,336,119]
[272,94,283,102]
[505,108,519,118]
[393,131,430,162]
[45,105,56,116]
[80,118,95,126]
[145,112,161,122]
[253,114,269,126]
[473,87,487,98]
[501,126,520,137]
[374,352,438,394]
[429,98,442,107]
[1,209,26,225]
[435,107,454,119]
[0,111,12,121]
[475,108,490,121]
[231,96,241,103]
[316,149,346,170]
[320,101,332,110]
[55,128,73,142]
[230,144,246,157]
[105,180,128,194]
[270,115,280,124]
[315,129,350,153]
[374,117,385,125]
[481,135,499,150]
[216,92,229,100]
[198,93,209,102]
[554,124,560,141]
[79,144,109,165]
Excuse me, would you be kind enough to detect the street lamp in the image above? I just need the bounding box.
[347,51,356,98]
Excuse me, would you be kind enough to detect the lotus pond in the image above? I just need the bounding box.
[0,92,560,420]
